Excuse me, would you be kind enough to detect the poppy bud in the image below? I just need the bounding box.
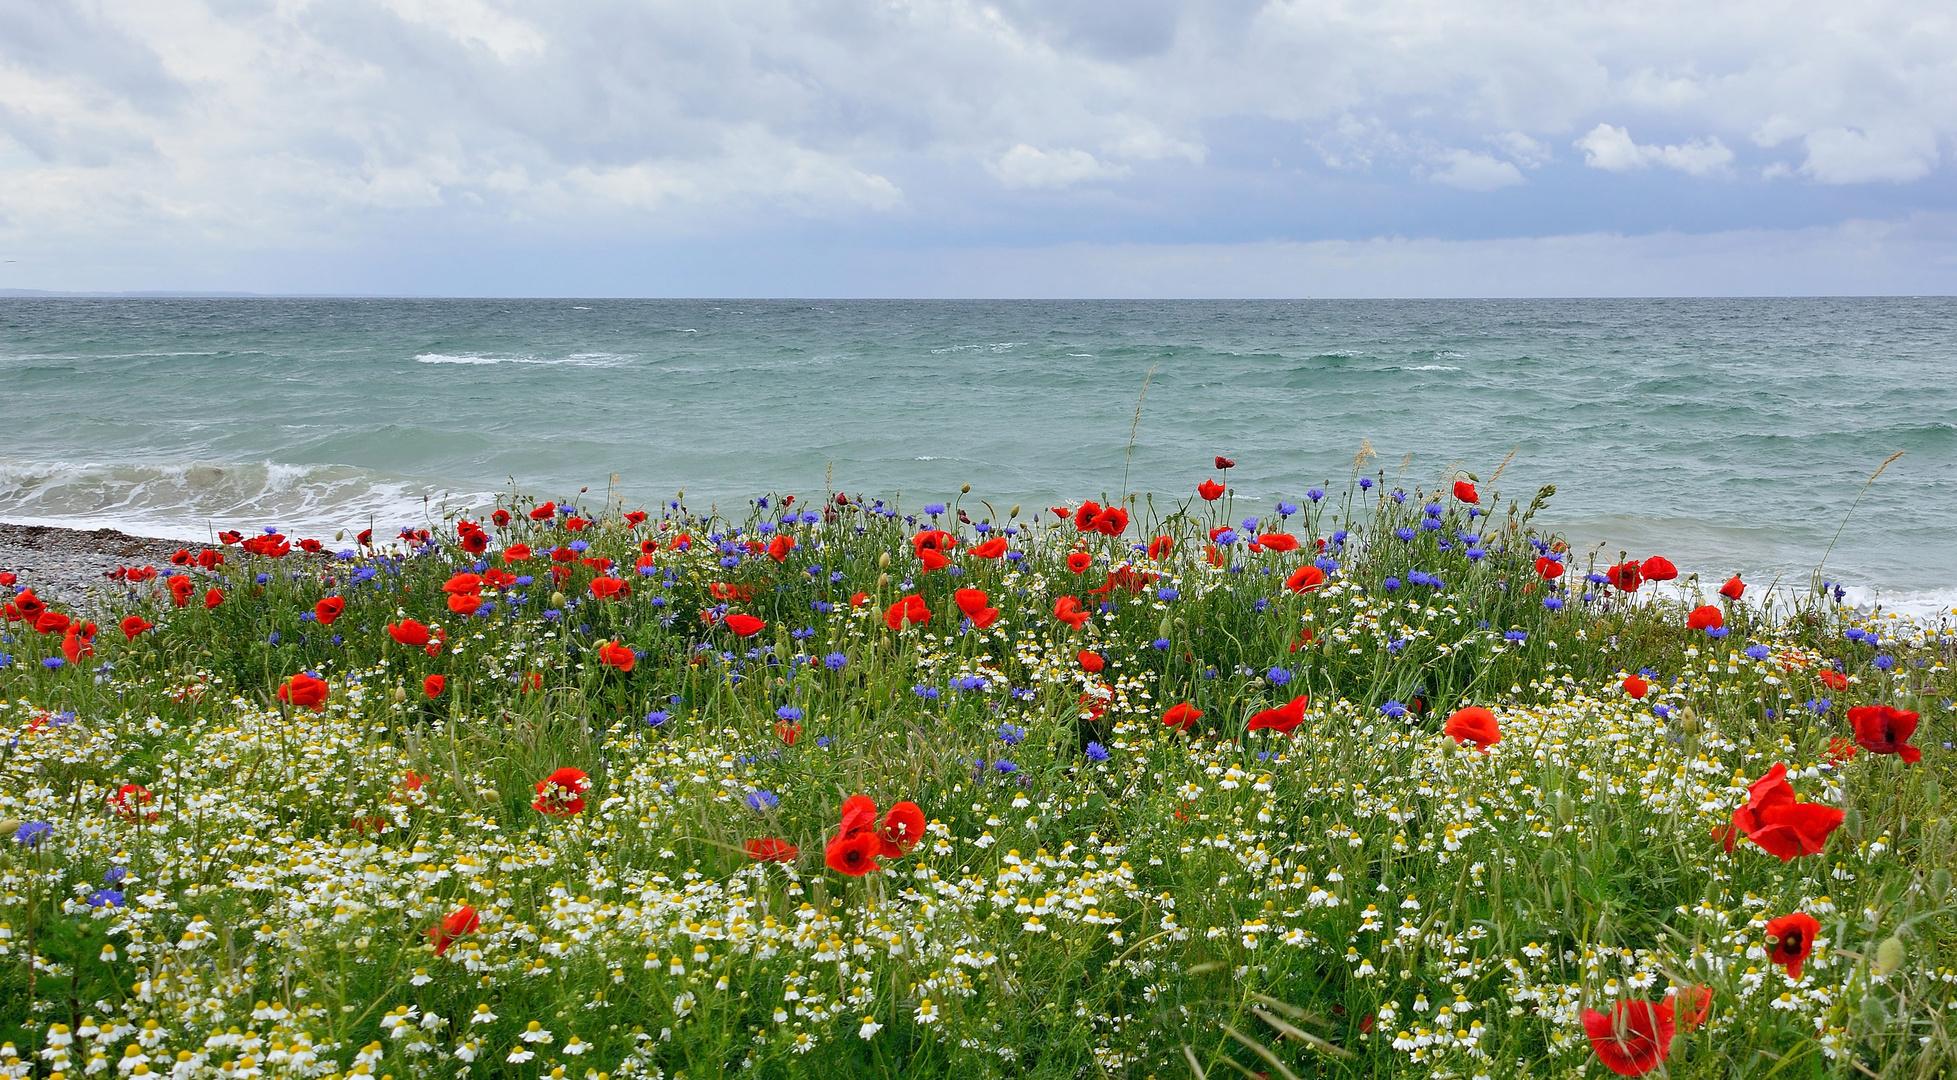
[1860,996,1887,1026]
[550,591,565,608]
[1157,615,1173,640]
[1875,935,1905,977]
[961,484,971,493]
[878,552,891,569]
[392,686,407,704]
[877,573,890,590]
[1554,791,1574,826]
[1932,868,1951,898]
[1679,706,1699,734]
[1843,806,1861,837]
[1009,505,1020,518]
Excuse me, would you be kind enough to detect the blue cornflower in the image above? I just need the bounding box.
[645,710,671,727]
[88,889,124,909]
[1744,644,1771,661]
[1380,700,1408,719]
[1152,638,1171,650]
[104,866,127,884]
[1586,573,1609,585]
[1391,490,1407,503]
[1875,654,1894,670]
[1359,478,1374,490]
[1214,529,1238,546]
[913,685,940,700]
[1420,517,1443,532]
[1157,587,1179,602]
[1241,518,1260,532]
[13,821,51,846]
[567,540,589,553]
[824,652,848,670]
[1396,527,1416,541]
[993,760,1018,775]
[1276,501,1299,516]
[719,555,742,568]
[1543,596,1564,611]
[42,657,63,670]
[1253,598,1268,613]
[1465,547,1487,561]
[514,574,534,586]
[1807,698,1832,714]
[1382,576,1402,591]
[998,723,1026,745]
[1084,741,1109,763]
[1424,503,1443,518]
[255,573,270,584]
[1308,489,1325,502]
[1705,626,1730,639]
[1267,667,1292,686]
[923,503,946,516]
[776,706,805,722]
[953,675,990,692]
[1332,530,1348,545]
[746,790,780,812]
[1653,704,1672,719]
[1315,557,1339,573]
[1504,629,1527,642]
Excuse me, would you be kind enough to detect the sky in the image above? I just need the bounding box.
[2,0,1955,297]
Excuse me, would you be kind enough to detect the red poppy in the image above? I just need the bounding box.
[1077,650,1105,673]
[503,543,532,561]
[708,582,755,602]
[954,588,990,617]
[217,530,243,545]
[1848,704,1922,762]
[426,905,481,957]
[912,529,958,557]
[597,641,636,672]
[62,626,95,663]
[241,534,290,558]
[624,511,647,526]
[1825,735,1859,765]
[768,534,796,562]
[1622,675,1649,699]
[1724,763,1843,861]
[314,597,345,625]
[1452,479,1478,504]
[1088,506,1129,535]
[1284,566,1325,593]
[1053,595,1090,630]
[203,588,223,609]
[1072,501,1102,531]
[1581,999,1673,1077]
[775,720,801,745]
[1198,479,1226,501]
[970,537,1008,559]
[1818,669,1848,690]
[171,548,195,566]
[1162,703,1204,732]
[878,801,927,857]
[490,509,512,527]
[1214,456,1235,469]
[388,619,432,647]
[745,838,798,863]
[197,549,222,569]
[1764,912,1820,980]
[589,576,629,600]
[1443,706,1501,750]
[34,609,71,635]
[840,794,878,834]
[919,548,950,573]
[1640,556,1678,581]
[1720,574,1745,600]
[1247,694,1310,736]
[107,783,157,822]
[850,591,869,607]
[725,614,766,637]
[1607,562,1642,592]
[825,828,882,876]
[446,592,481,616]
[532,767,589,816]
[169,575,196,607]
[668,533,692,551]
[120,615,153,640]
[1686,605,1723,631]
[1669,986,1712,1033]
[884,594,931,630]
[1256,533,1299,552]
[424,674,446,698]
[457,531,487,555]
[354,529,372,546]
[278,672,330,710]
[1066,551,1092,574]
[1533,557,1564,580]
[529,502,556,521]
[1146,535,1175,560]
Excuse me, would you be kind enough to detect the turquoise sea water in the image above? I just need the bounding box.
[2,297,1953,610]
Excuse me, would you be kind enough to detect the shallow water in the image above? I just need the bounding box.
[2,297,1952,611]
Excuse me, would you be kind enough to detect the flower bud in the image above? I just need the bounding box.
[1933,867,1952,898]
[1875,935,1905,977]
[1009,505,1020,518]
[1555,791,1574,826]
[392,686,407,704]
[1678,706,1699,733]
[961,484,971,494]
[1843,806,1862,837]
[878,552,891,569]
[550,591,565,608]
[877,573,890,590]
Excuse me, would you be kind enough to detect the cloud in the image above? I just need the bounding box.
[1423,149,1525,191]
[1575,124,1734,176]
[1799,127,1940,184]
[989,145,1132,189]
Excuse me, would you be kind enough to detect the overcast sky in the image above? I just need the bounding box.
[2,0,1954,296]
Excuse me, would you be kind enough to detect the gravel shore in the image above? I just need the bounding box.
[0,522,193,609]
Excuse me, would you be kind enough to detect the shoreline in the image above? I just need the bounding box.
[0,521,198,607]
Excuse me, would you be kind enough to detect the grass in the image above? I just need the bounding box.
[0,472,1951,1079]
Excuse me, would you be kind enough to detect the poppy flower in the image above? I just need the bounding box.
[911,529,958,557]
[490,509,512,528]
[425,904,481,956]
[1764,912,1820,980]
[1443,706,1501,750]
[1720,574,1745,600]
[1607,562,1642,592]
[884,594,931,631]
[589,576,629,600]
[775,720,801,745]
[1214,456,1235,469]
[878,801,927,857]
[1725,762,1843,861]
[35,609,72,635]
[745,838,798,863]
[668,534,692,551]
[197,549,222,569]
[424,674,446,698]
[919,548,950,572]
[708,582,756,602]
[1162,703,1204,732]
[1847,704,1922,762]
[955,588,990,617]
[1818,669,1848,691]
[1078,650,1105,673]
[1089,506,1129,535]
[1247,694,1310,735]
[1640,556,1678,581]
[388,619,432,647]
[120,615,153,640]
[1622,675,1649,699]
[529,502,556,521]
[1198,479,1226,501]
[1053,596,1090,630]
[725,614,766,637]
[457,530,488,555]
[840,794,878,835]
[1533,556,1564,580]
[1257,533,1299,552]
[314,597,345,625]
[169,575,196,607]
[1686,605,1723,631]
[203,588,223,610]
[1147,535,1175,560]
[1284,566,1325,593]
[1580,999,1673,1077]
[1065,551,1093,575]
[531,767,589,816]
[825,829,882,876]
[217,530,243,545]
[970,537,1008,559]
[850,591,869,607]
[624,510,648,526]
[1452,479,1478,504]
[768,534,796,562]
[1072,501,1102,531]
[597,641,636,672]
[446,593,481,616]
[503,543,532,561]
[1668,986,1712,1033]
[278,672,330,711]
[107,783,156,822]
[170,548,193,566]
[62,627,94,664]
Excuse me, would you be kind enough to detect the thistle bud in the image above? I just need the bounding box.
[878,552,891,569]
[1875,935,1906,977]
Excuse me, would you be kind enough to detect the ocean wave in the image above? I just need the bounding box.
[1405,364,1461,371]
[413,352,634,366]
[0,459,497,541]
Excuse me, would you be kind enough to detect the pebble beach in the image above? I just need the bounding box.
[0,522,190,608]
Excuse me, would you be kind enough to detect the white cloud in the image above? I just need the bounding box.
[1799,127,1939,184]
[1492,131,1552,168]
[989,144,1131,189]
[1423,149,1525,191]
[1575,124,1733,176]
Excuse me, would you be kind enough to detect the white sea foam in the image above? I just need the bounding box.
[1406,364,1460,371]
[413,352,633,366]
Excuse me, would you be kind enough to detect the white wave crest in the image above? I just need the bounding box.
[413,352,633,366]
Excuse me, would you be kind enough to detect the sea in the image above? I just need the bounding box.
[2,297,1953,614]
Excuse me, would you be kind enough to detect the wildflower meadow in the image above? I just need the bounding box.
[1,465,1953,1079]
